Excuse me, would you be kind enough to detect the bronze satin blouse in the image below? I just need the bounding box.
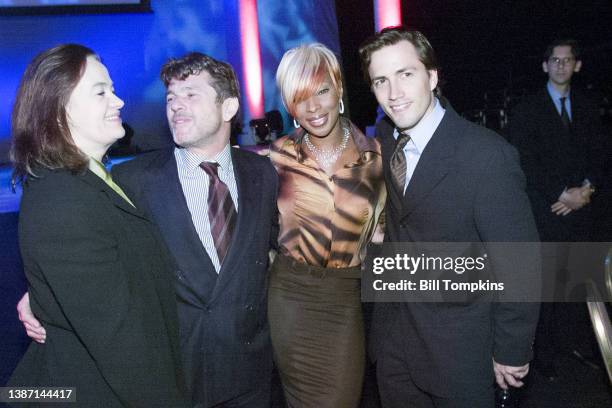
[270,120,386,268]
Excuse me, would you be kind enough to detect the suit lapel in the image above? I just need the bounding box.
[400,108,457,219]
[542,89,571,137]
[79,170,148,220]
[569,90,588,141]
[210,148,259,302]
[144,151,218,285]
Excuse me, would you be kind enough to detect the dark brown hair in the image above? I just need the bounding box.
[160,52,241,129]
[543,39,581,62]
[359,26,439,85]
[11,44,96,185]
[160,52,242,131]
[160,52,241,102]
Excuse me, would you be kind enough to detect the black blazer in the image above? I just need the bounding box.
[112,147,279,407]
[373,101,540,397]
[505,87,606,240]
[9,168,186,408]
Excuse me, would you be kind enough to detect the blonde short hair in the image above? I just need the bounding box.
[275,43,343,117]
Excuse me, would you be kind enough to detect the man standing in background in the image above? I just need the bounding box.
[505,39,607,381]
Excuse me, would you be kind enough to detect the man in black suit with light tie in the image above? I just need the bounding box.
[18,53,278,408]
[505,39,606,380]
[359,27,540,407]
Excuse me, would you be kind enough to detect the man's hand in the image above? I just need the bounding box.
[17,292,46,343]
[256,147,271,157]
[493,360,529,389]
[551,185,593,215]
[551,200,573,216]
[560,187,590,209]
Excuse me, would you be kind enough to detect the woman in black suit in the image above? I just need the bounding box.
[9,44,186,407]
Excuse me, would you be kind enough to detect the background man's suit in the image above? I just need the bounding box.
[372,100,540,404]
[505,87,606,242]
[505,87,607,373]
[112,147,278,407]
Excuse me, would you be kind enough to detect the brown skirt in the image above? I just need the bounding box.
[268,255,364,408]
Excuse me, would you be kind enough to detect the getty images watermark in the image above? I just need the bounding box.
[361,242,612,303]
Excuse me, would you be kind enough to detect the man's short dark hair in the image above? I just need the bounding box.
[160,52,240,103]
[358,26,439,85]
[543,39,581,62]
[160,52,241,129]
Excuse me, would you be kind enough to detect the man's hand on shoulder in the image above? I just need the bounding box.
[493,359,529,389]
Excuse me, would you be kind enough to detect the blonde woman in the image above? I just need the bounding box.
[268,43,386,407]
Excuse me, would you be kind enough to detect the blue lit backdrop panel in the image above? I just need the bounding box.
[259,0,341,132]
[0,0,341,162]
[0,1,141,6]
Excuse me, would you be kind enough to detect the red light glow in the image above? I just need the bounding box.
[239,0,264,118]
[375,0,403,31]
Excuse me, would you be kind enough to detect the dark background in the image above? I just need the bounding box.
[336,0,612,131]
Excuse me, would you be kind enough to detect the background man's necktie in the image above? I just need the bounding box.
[559,96,571,130]
[390,132,411,193]
[200,162,237,265]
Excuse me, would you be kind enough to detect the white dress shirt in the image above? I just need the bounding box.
[174,145,239,273]
[393,98,446,194]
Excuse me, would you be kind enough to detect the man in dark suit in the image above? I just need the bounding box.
[505,39,606,380]
[358,27,540,407]
[18,53,278,408]
[114,53,278,408]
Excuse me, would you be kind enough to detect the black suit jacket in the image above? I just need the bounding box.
[9,168,186,407]
[112,147,278,407]
[505,87,606,240]
[373,101,540,396]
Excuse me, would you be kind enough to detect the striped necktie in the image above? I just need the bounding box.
[390,131,411,193]
[200,162,237,266]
